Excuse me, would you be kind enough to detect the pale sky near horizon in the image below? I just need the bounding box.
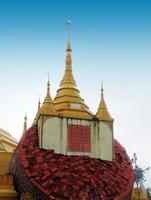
[0,0,151,186]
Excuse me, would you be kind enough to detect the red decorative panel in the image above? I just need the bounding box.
[67,125,91,152]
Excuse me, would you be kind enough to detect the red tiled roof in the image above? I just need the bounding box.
[13,126,134,200]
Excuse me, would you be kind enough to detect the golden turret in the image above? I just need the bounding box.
[54,41,93,119]
[95,84,113,121]
[38,78,58,116]
[23,113,27,133]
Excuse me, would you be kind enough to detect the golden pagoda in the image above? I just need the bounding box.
[9,24,135,200]
[33,38,114,161]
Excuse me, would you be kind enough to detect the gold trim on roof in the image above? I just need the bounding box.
[95,84,113,122]
[54,41,93,119]
[0,130,17,151]
[0,129,17,143]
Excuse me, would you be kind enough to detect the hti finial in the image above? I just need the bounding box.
[47,72,50,86]
[67,20,71,41]
[24,112,27,121]
[101,81,104,94]
[46,72,51,96]
[100,81,105,101]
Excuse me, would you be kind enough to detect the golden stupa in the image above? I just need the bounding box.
[0,128,18,199]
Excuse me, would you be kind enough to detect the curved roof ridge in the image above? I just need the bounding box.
[0,128,17,142]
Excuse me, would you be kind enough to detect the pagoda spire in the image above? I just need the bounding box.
[65,20,72,71]
[95,83,113,121]
[100,83,106,107]
[23,113,27,134]
[59,40,77,87]
[39,78,57,116]
[38,96,41,110]
[33,96,41,124]
[44,77,52,103]
[54,23,93,119]
[65,40,72,71]
[60,20,77,87]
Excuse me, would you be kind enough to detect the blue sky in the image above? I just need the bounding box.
[0,0,151,186]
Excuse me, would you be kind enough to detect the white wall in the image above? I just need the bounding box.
[99,121,113,161]
[42,117,61,153]
[38,116,60,152]
[38,116,113,161]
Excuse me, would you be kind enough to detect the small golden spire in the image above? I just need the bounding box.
[100,82,106,107]
[95,83,113,121]
[42,75,52,104]
[39,78,58,116]
[45,76,51,101]
[38,95,41,110]
[23,113,27,134]
[32,96,41,125]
